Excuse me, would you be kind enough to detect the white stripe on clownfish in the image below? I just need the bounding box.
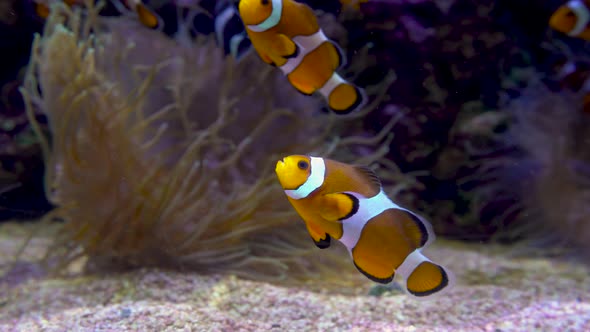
[246,0,283,32]
[338,190,435,253]
[393,250,434,294]
[567,0,590,36]
[284,156,326,199]
[278,30,330,75]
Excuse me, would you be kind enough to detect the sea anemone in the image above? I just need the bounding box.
[17,2,400,285]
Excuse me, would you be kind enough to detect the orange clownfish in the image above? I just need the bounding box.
[34,0,78,19]
[34,0,161,30]
[238,0,366,114]
[549,0,590,40]
[119,0,161,30]
[275,155,453,298]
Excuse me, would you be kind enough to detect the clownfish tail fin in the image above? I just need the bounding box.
[318,73,366,115]
[395,250,453,299]
[406,260,451,298]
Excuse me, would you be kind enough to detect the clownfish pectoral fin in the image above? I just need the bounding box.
[319,193,359,221]
[273,34,300,59]
[395,250,453,298]
[318,73,367,114]
[303,219,331,249]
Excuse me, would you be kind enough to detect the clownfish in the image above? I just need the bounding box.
[549,0,590,40]
[33,0,161,30]
[238,0,366,114]
[214,1,253,61]
[275,155,453,298]
[120,0,162,30]
[33,0,78,19]
[339,0,368,11]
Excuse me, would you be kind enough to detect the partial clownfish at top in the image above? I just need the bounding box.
[33,0,162,30]
[275,155,454,298]
[549,0,590,40]
[213,1,253,61]
[238,0,367,114]
[32,0,252,61]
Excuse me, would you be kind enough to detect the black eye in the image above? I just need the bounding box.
[297,160,309,170]
[261,0,269,5]
[566,11,576,18]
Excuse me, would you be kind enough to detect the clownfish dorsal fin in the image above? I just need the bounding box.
[353,165,382,192]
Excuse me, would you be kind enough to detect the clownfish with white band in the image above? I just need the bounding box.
[238,0,366,114]
[275,155,454,298]
[549,0,590,40]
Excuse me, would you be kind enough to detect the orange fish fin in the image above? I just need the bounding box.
[303,219,331,249]
[135,3,160,30]
[327,82,366,114]
[64,0,77,6]
[406,260,451,297]
[351,165,381,192]
[35,3,50,19]
[272,34,299,59]
[319,192,359,221]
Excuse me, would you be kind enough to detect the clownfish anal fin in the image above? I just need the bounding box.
[319,192,359,221]
[354,261,395,284]
[352,166,382,193]
[313,233,331,249]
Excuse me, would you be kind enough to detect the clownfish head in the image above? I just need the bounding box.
[275,155,312,191]
[549,0,590,37]
[239,0,280,28]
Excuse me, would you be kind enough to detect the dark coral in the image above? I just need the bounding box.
[326,0,579,241]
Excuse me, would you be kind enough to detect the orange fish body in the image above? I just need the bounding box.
[550,0,590,40]
[238,0,366,114]
[275,155,453,298]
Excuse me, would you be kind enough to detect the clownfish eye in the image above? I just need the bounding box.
[297,160,309,170]
[261,0,269,5]
[566,11,576,18]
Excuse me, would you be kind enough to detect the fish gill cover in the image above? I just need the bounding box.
[14,1,400,285]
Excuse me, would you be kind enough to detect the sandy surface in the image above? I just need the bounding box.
[0,222,589,332]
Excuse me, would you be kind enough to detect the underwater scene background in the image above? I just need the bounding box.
[0,0,589,330]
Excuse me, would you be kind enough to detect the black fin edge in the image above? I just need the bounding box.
[354,261,394,284]
[284,43,300,59]
[338,193,359,221]
[313,233,331,249]
[331,85,365,115]
[407,212,429,247]
[408,264,449,297]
